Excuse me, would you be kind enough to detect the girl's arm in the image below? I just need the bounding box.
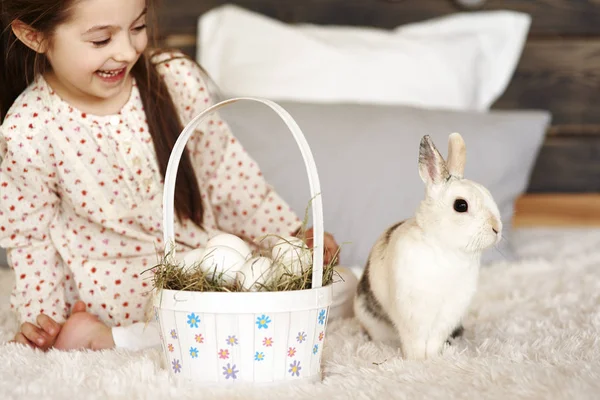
[0,126,69,326]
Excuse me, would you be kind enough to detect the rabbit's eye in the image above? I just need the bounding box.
[453,199,468,213]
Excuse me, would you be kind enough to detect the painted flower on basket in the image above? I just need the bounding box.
[256,314,271,329]
[195,334,204,344]
[255,352,265,361]
[319,331,324,341]
[218,349,230,359]
[288,347,296,357]
[172,359,182,374]
[189,347,199,358]
[318,309,327,325]
[289,360,301,377]
[226,335,238,346]
[313,344,319,355]
[223,363,239,380]
[296,331,307,343]
[263,337,273,347]
[167,344,174,352]
[170,329,178,339]
[187,313,200,328]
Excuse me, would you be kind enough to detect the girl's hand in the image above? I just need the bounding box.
[10,301,102,351]
[11,301,85,350]
[299,227,340,266]
[12,313,62,351]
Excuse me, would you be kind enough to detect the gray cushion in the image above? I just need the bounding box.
[218,101,550,268]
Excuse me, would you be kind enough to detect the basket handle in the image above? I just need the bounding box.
[162,97,325,289]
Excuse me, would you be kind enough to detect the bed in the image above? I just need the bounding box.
[1,1,599,398]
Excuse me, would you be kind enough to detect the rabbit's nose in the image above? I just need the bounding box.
[488,216,501,235]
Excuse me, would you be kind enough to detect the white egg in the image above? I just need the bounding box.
[180,248,206,267]
[271,236,312,276]
[236,256,276,291]
[199,245,247,285]
[206,233,252,259]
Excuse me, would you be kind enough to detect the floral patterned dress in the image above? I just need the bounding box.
[0,51,301,327]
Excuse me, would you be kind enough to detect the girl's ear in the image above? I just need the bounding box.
[11,20,49,53]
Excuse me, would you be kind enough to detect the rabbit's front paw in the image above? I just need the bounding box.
[425,337,446,359]
[400,338,427,360]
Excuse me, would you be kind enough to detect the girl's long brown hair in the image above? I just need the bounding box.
[0,0,204,228]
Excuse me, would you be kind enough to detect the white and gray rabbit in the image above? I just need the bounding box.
[354,132,502,360]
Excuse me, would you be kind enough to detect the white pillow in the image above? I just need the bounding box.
[197,5,531,111]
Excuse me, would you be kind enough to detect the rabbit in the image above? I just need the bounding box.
[354,132,502,360]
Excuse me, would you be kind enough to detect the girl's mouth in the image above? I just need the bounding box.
[96,67,127,83]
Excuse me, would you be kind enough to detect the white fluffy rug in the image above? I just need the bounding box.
[1,228,599,399]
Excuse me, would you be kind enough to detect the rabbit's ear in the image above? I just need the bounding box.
[419,135,449,186]
[446,132,466,178]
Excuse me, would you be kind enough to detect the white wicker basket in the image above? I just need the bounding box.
[153,97,333,386]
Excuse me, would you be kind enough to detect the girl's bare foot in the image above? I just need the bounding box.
[53,303,115,351]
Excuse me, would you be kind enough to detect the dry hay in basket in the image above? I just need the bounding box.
[147,202,342,293]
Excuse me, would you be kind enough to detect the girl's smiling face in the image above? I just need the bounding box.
[44,0,148,112]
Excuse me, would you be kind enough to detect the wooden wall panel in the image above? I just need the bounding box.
[155,0,600,37]
[528,136,600,192]
[493,39,600,126]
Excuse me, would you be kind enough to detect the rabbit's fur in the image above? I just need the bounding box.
[354,133,502,360]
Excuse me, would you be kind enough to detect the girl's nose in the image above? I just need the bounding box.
[114,35,137,63]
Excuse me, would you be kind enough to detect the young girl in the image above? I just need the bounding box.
[1,0,357,352]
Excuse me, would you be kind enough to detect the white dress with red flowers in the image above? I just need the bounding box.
[0,52,302,329]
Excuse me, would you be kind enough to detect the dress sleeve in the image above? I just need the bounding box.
[0,121,69,324]
[156,53,302,246]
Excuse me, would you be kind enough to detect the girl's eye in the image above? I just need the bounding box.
[133,24,146,32]
[92,38,111,47]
